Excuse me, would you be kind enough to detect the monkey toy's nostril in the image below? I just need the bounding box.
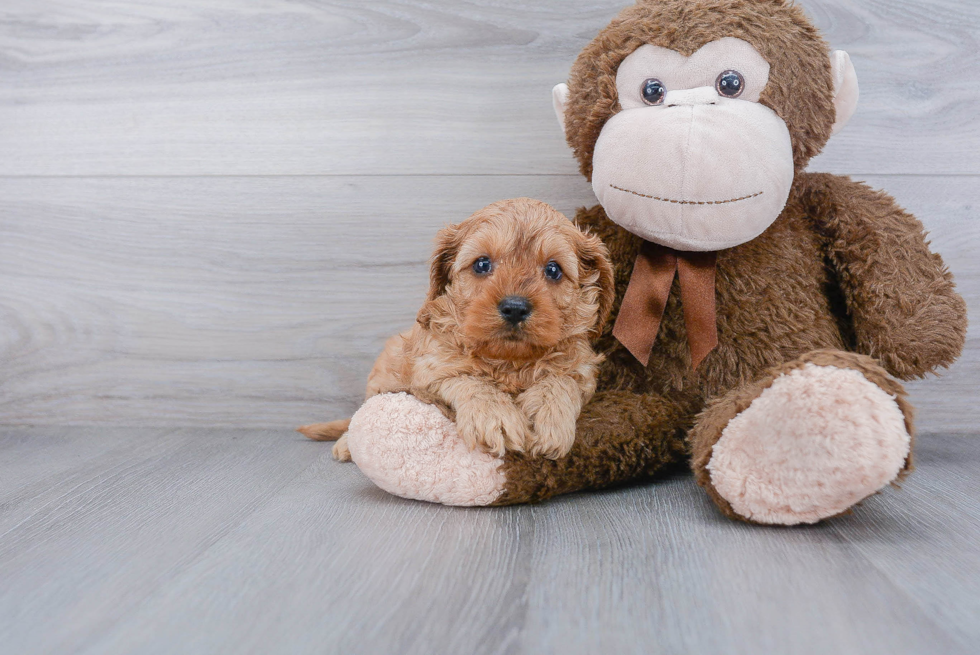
[498,296,533,326]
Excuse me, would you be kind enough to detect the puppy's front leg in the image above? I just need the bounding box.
[518,375,585,459]
[422,376,529,457]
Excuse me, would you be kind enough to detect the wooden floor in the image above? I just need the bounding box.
[0,428,977,655]
[2,1,979,653]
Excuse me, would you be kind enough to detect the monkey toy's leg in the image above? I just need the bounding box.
[338,350,913,517]
[343,388,694,506]
[689,350,914,525]
[492,390,694,504]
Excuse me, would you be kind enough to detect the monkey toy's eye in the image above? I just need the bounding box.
[715,70,745,98]
[544,261,563,281]
[641,78,666,106]
[472,256,492,275]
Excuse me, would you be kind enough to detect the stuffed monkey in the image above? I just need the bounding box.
[340,0,967,525]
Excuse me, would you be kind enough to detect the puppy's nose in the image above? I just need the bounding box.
[498,296,532,326]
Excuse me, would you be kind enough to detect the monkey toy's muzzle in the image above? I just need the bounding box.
[591,93,795,252]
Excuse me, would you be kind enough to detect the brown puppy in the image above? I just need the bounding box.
[299,198,615,462]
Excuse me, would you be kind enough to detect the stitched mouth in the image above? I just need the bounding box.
[610,184,764,206]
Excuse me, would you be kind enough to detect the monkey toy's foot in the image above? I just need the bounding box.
[344,392,507,506]
[695,352,913,525]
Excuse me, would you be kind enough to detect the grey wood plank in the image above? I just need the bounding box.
[0,427,170,499]
[0,427,187,539]
[831,436,980,644]
[513,479,965,655]
[2,429,976,654]
[39,430,964,655]
[0,427,322,655]
[0,0,977,176]
[0,174,599,428]
[83,450,535,655]
[0,174,974,430]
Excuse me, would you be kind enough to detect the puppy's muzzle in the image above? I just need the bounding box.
[498,296,532,326]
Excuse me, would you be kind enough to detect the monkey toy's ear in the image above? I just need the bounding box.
[830,50,859,135]
[552,83,571,137]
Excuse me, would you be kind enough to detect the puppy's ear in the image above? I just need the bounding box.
[427,223,464,302]
[576,230,616,338]
[418,223,463,328]
[420,220,474,329]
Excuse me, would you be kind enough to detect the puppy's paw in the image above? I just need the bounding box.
[456,398,529,458]
[528,407,576,459]
[496,400,532,453]
[332,434,352,462]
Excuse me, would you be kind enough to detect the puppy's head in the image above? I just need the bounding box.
[421,198,614,362]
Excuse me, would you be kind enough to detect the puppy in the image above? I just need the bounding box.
[299,198,615,461]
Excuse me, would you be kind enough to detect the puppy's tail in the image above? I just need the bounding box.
[297,418,351,441]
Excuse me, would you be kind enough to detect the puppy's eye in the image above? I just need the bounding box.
[544,261,563,281]
[641,78,666,106]
[472,256,493,275]
[715,70,745,98]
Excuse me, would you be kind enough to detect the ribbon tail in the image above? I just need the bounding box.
[676,251,718,369]
[612,242,677,366]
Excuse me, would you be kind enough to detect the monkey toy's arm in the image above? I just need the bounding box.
[802,172,967,380]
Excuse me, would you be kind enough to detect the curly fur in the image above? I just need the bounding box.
[301,198,616,461]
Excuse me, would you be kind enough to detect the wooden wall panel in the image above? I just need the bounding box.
[0,175,974,429]
[0,0,976,427]
[0,0,977,176]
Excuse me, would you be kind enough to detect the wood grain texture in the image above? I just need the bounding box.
[0,1,976,428]
[0,174,975,430]
[829,435,980,644]
[0,0,977,176]
[0,427,976,654]
[0,427,324,654]
[0,175,600,426]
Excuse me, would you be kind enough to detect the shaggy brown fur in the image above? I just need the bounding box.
[300,198,615,461]
[492,0,967,514]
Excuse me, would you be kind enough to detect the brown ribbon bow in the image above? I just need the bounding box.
[612,241,718,368]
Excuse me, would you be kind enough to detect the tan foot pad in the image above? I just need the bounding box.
[707,364,911,525]
[346,393,506,506]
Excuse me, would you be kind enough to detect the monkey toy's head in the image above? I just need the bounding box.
[553,0,859,252]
